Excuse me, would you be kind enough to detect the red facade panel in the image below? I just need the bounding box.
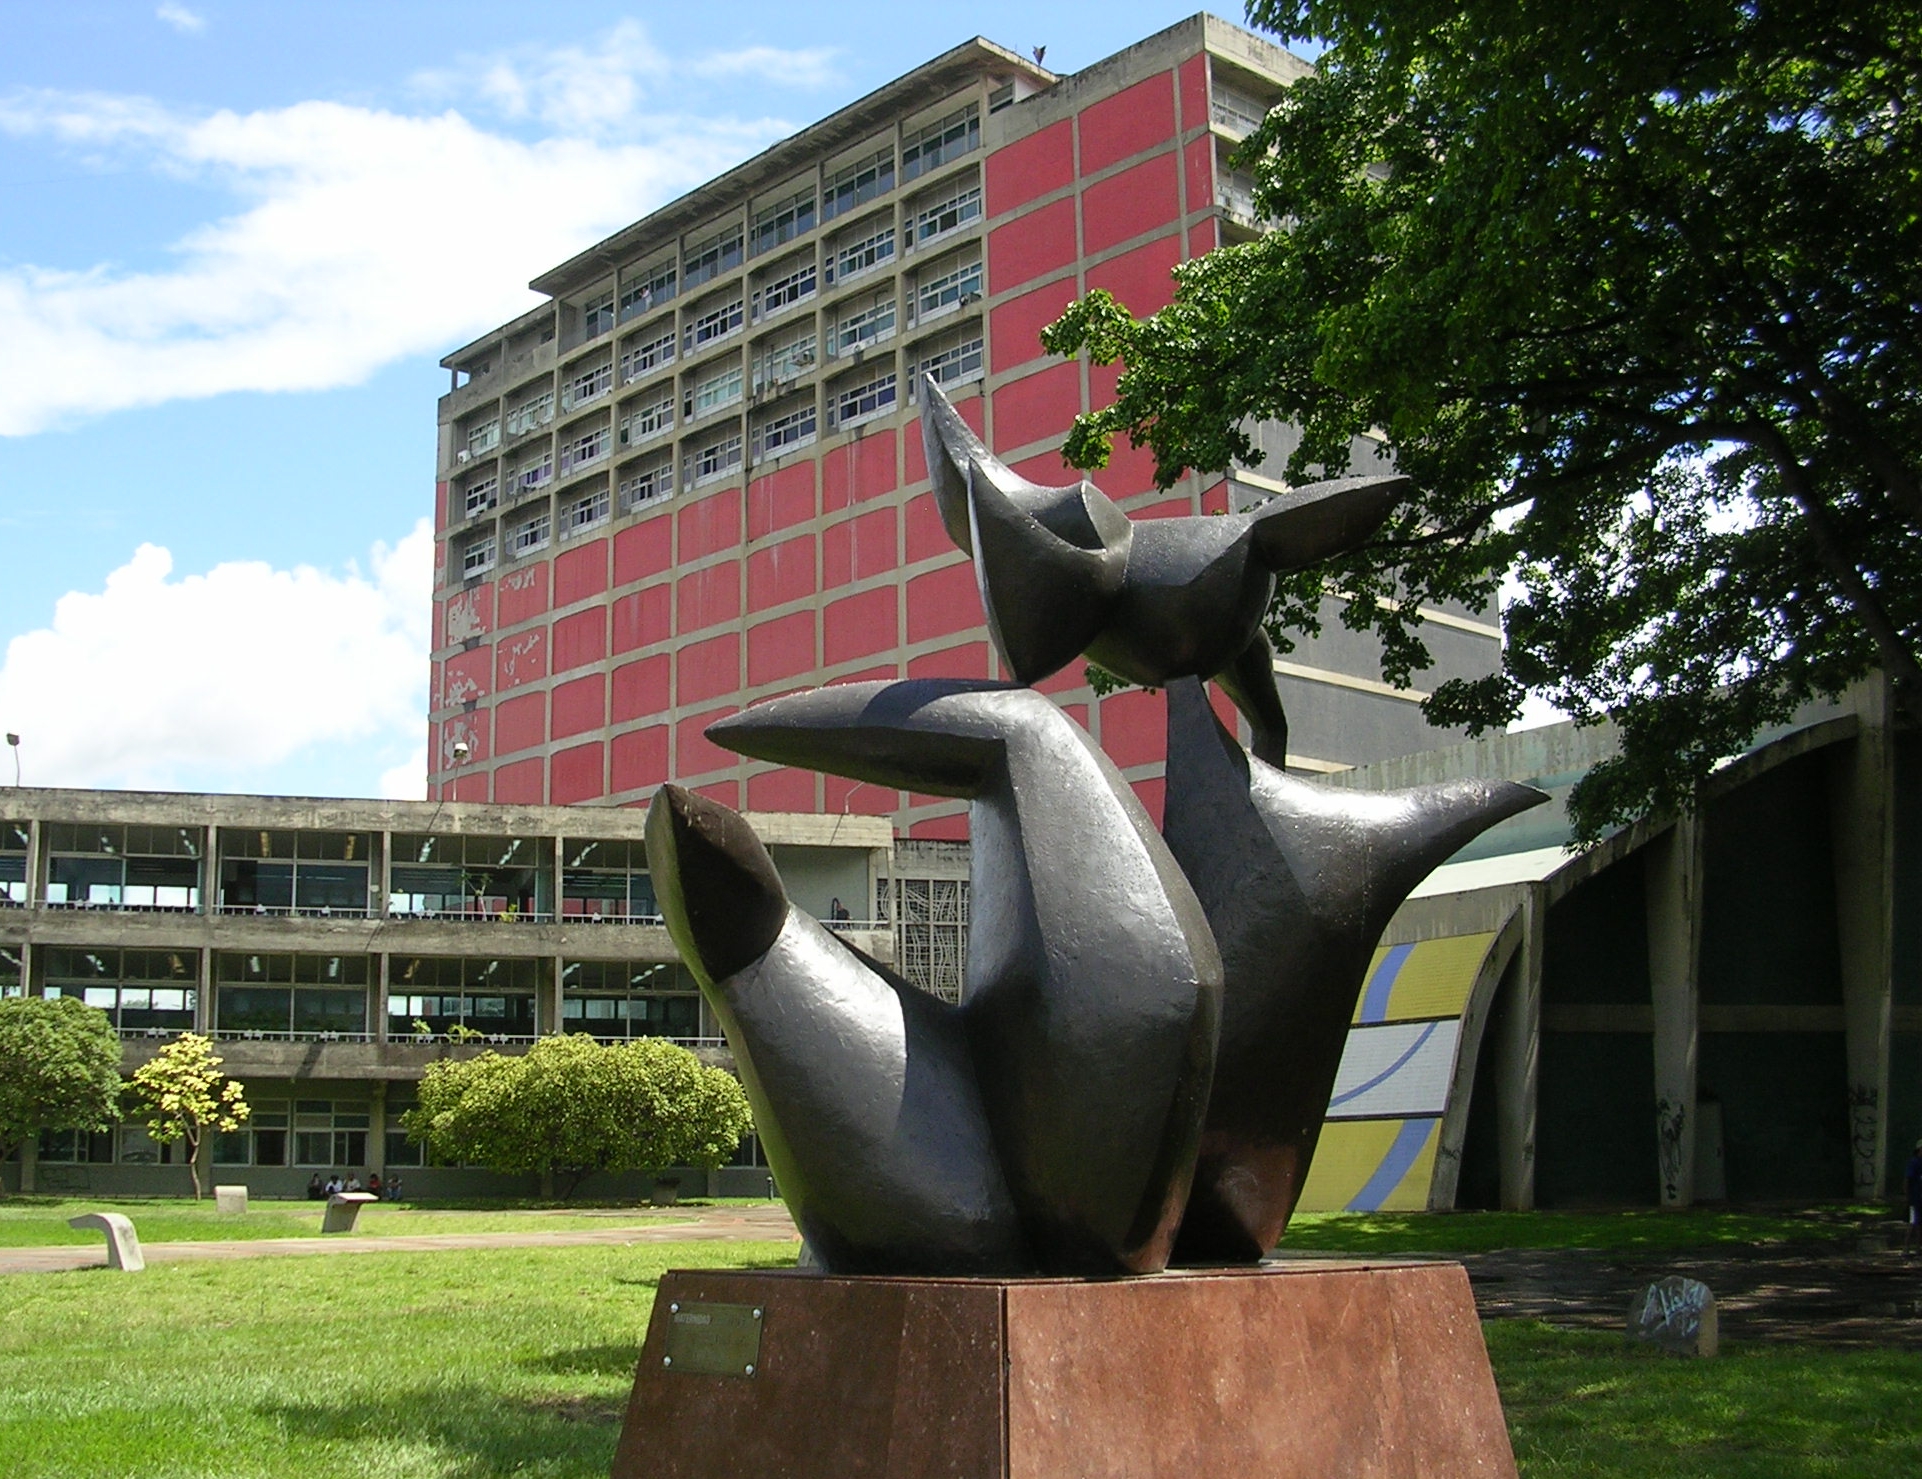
[438,709,489,768]
[442,583,493,643]
[678,490,743,562]
[1200,477,1229,515]
[823,586,899,666]
[550,741,606,805]
[676,707,739,778]
[610,583,671,654]
[694,779,741,808]
[1184,137,1215,225]
[822,431,899,513]
[450,772,489,803]
[747,767,818,812]
[986,118,1075,215]
[1099,686,1166,770]
[613,513,674,586]
[551,673,607,739]
[497,562,550,628]
[493,691,546,756]
[1101,433,1167,500]
[677,632,741,705]
[822,507,898,589]
[824,774,898,815]
[551,608,607,674]
[903,491,954,564]
[1131,774,1166,828]
[987,196,1078,296]
[907,641,991,679]
[748,462,818,540]
[905,560,984,644]
[1078,71,1176,175]
[441,645,493,706]
[611,654,671,723]
[1085,232,1183,316]
[988,277,1080,372]
[993,361,1084,455]
[492,757,544,805]
[676,562,742,633]
[495,629,547,690]
[610,724,670,794]
[747,610,816,687]
[1187,214,1217,255]
[554,539,610,607]
[747,534,817,612]
[1081,153,1181,258]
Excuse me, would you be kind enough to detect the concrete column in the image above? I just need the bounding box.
[24,817,44,908]
[541,955,563,1036]
[19,1134,37,1195]
[196,946,214,1034]
[1646,814,1705,1206]
[375,951,391,1045]
[368,1082,387,1177]
[1496,885,1545,1211]
[1829,679,1895,1198]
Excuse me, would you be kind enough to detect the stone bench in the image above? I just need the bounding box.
[67,1212,145,1272]
[322,1191,379,1233]
[214,1184,248,1215]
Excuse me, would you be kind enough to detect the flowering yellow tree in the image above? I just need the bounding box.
[127,1033,249,1199]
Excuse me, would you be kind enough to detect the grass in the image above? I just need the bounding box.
[2,1207,1915,1477]
[0,1196,714,1246]
[1492,1321,1922,1477]
[1276,1204,1892,1256]
[0,1239,800,1479]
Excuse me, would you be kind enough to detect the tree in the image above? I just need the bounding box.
[0,996,122,1192]
[126,1033,249,1199]
[1044,0,1922,840]
[401,1035,752,1200]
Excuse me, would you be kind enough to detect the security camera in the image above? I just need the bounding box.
[451,740,472,764]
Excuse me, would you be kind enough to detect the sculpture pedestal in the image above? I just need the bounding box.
[611,1261,1516,1478]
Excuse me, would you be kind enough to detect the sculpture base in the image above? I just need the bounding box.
[611,1261,1516,1478]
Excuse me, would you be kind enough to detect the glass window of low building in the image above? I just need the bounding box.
[293,1098,371,1169]
[45,823,201,910]
[560,959,700,1041]
[0,944,21,996]
[39,1127,116,1164]
[560,838,658,921]
[0,821,25,905]
[389,834,549,919]
[384,1097,424,1168]
[117,1125,177,1165]
[390,955,540,1037]
[218,828,373,914]
[214,952,370,1037]
[42,946,198,1033]
[213,1098,289,1166]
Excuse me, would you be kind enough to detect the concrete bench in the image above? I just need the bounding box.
[214,1185,248,1215]
[68,1212,145,1271]
[322,1192,379,1233]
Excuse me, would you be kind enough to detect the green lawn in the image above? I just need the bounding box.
[0,1196,700,1246]
[1278,1204,1890,1256]
[2,1218,1916,1477]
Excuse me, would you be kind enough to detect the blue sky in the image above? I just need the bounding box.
[0,2,1305,799]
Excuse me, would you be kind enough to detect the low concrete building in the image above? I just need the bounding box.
[0,789,890,1198]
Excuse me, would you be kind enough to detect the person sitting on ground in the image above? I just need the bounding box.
[367,1172,382,1198]
[385,1175,403,1202]
[306,1172,323,1201]
[324,1174,342,1197]
[347,1175,364,1193]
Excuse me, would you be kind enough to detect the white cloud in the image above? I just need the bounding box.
[0,34,812,435]
[411,20,839,134]
[0,521,433,794]
[379,748,428,801]
[156,4,205,34]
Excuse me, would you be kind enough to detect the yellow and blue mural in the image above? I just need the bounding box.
[1296,932,1500,1213]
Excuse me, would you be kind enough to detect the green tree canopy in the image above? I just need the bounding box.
[401,1035,752,1200]
[126,1033,249,1199]
[0,996,123,1187]
[1045,0,1922,839]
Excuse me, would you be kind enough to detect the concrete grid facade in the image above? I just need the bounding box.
[425,16,1504,839]
[0,789,888,1198]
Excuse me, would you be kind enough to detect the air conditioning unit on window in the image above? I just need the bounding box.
[457,450,471,464]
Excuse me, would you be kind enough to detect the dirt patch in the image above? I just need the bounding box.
[1456,1236,1922,1348]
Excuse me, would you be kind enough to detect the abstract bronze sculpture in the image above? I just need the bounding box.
[642,377,1543,1276]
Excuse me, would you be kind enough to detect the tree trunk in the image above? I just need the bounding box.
[186,1130,203,1200]
[539,1162,555,1201]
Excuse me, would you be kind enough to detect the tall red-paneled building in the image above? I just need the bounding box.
[428,16,1502,841]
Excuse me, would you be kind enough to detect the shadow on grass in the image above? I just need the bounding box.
[521,1344,643,1379]
[1278,1205,1892,1257]
[262,1382,625,1475]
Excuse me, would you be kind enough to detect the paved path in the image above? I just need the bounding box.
[0,1203,800,1275]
